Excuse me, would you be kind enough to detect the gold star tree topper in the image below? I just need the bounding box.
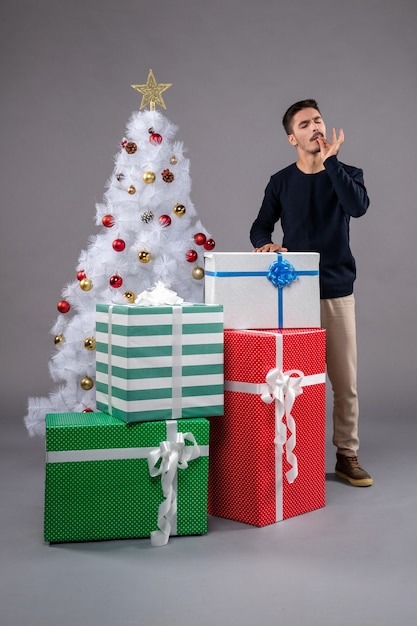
[131,69,172,111]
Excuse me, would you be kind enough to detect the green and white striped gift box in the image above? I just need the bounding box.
[96,303,224,423]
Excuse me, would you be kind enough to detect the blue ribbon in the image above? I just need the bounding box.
[205,253,318,327]
[267,256,297,326]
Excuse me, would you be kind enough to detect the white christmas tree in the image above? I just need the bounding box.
[25,70,215,437]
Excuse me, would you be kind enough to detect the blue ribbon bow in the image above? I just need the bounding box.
[267,258,298,288]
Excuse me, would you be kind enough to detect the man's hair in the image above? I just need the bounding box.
[282,99,321,135]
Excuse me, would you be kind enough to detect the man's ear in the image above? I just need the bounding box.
[287,134,297,147]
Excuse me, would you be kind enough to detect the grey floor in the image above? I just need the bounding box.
[1,400,416,626]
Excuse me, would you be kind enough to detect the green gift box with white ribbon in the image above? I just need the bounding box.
[44,413,210,545]
[95,303,224,423]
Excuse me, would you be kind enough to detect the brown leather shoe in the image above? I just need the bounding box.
[335,454,373,487]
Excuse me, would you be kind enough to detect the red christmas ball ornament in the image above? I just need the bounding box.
[77,269,86,281]
[186,249,198,263]
[109,274,123,288]
[102,214,115,228]
[57,300,71,314]
[112,238,126,252]
[158,214,172,227]
[82,407,94,413]
[149,132,163,145]
[204,238,216,250]
[194,232,206,246]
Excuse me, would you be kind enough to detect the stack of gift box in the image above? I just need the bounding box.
[204,252,326,527]
[44,252,326,546]
[44,288,224,546]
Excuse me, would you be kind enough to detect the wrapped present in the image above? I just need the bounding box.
[208,328,326,527]
[96,302,223,423]
[44,413,210,545]
[204,251,320,329]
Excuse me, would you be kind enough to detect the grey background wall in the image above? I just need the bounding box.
[1,0,416,428]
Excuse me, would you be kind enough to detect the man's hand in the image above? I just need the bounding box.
[317,128,344,161]
[253,243,288,253]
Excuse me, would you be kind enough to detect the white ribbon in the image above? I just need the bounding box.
[260,367,304,484]
[224,330,326,521]
[107,304,114,414]
[171,306,183,419]
[147,422,201,547]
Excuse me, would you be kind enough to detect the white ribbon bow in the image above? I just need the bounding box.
[148,432,201,546]
[260,367,304,483]
[135,281,184,306]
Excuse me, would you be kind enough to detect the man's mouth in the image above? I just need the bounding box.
[311,132,323,141]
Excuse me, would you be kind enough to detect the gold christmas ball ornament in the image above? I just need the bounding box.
[142,171,156,184]
[173,203,186,216]
[80,376,94,391]
[124,290,136,302]
[54,334,64,345]
[138,250,151,263]
[192,266,205,280]
[84,337,96,351]
[170,155,178,165]
[79,277,93,291]
[127,184,136,195]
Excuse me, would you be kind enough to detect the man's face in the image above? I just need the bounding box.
[287,108,327,155]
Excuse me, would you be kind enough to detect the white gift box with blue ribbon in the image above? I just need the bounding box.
[204,252,320,329]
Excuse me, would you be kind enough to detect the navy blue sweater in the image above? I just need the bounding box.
[250,156,369,299]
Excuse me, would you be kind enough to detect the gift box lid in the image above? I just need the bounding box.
[45,413,210,453]
[204,252,320,329]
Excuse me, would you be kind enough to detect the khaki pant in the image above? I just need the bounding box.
[320,295,359,457]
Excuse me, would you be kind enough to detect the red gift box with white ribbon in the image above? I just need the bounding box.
[208,328,326,527]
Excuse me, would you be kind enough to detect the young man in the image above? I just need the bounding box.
[250,99,373,487]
